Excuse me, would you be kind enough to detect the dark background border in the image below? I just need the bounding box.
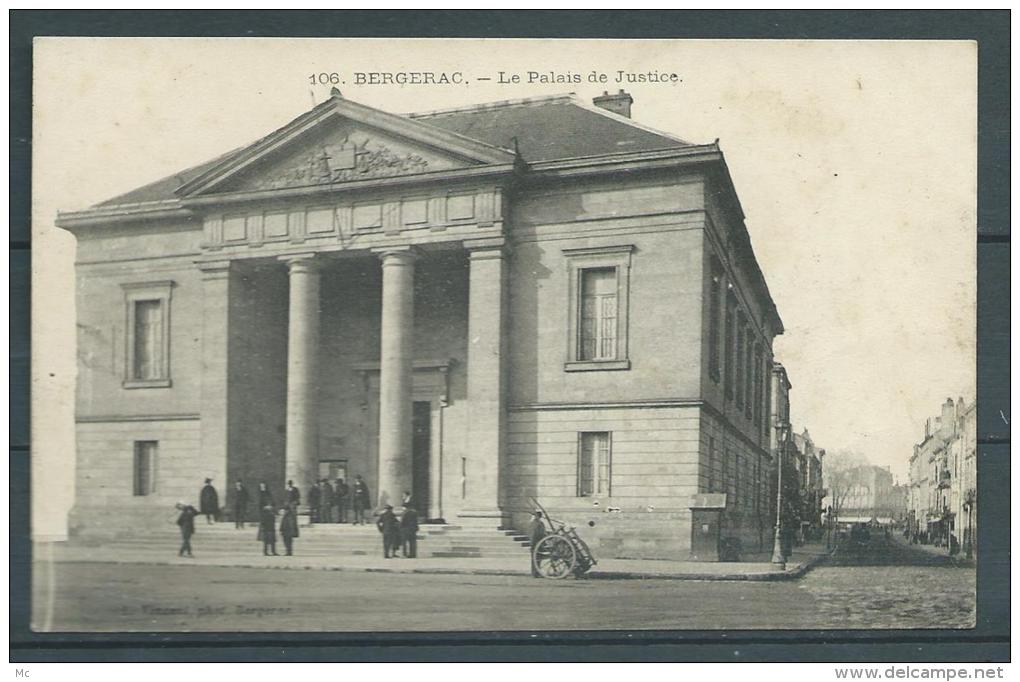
[9,9,1010,663]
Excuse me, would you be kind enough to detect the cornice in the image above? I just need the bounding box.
[525,144,721,180]
[56,201,194,230]
[177,163,518,210]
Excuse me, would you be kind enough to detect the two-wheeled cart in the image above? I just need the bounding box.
[530,497,597,579]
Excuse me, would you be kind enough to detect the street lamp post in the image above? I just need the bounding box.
[771,421,790,569]
[963,490,975,560]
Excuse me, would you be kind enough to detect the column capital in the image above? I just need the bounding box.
[464,237,508,260]
[372,245,421,265]
[196,259,232,280]
[279,252,321,273]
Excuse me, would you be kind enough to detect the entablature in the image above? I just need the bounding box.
[198,183,507,257]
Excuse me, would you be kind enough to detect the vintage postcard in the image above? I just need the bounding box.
[31,37,977,633]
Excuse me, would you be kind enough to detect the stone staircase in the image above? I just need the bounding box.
[72,522,532,559]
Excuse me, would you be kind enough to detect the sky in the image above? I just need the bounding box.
[32,38,976,537]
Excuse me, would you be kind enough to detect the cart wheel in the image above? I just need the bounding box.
[533,534,577,579]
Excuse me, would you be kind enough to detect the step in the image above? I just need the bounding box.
[74,522,532,559]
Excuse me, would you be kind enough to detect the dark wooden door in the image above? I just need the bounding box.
[411,401,431,514]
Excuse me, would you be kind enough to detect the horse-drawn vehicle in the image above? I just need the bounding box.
[530,498,597,579]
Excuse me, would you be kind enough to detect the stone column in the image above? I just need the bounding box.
[281,254,321,495]
[461,238,509,525]
[376,247,417,508]
[198,260,233,496]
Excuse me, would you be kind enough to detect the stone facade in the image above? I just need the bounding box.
[59,91,784,558]
[907,397,976,554]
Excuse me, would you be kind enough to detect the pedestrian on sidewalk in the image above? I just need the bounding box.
[528,510,547,578]
[334,477,349,523]
[232,480,249,529]
[199,478,220,524]
[257,504,279,556]
[352,475,370,525]
[401,504,419,558]
[308,481,321,525]
[377,504,400,558]
[320,479,335,524]
[257,482,275,510]
[285,479,301,507]
[280,504,299,556]
[175,502,198,558]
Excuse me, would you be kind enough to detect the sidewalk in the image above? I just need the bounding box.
[889,533,976,567]
[35,541,832,581]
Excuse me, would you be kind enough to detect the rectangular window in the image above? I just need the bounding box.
[578,432,612,497]
[708,265,723,382]
[708,436,718,493]
[133,441,158,496]
[724,295,736,399]
[123,281,174,388]
[734,450,741,508]
[744,332,754,419]
[735,316,745,409]
[722,448,731,506]
[750,346,758,426]
[564,245,633,372]
[754,453,762,514]
[744,455,752,511]
[133,300,164,380]
[579,268,618,361]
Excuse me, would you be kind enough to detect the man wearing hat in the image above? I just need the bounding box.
[257,504,279,556]
[175,502,198,558]
[351,474,370,525]
[376,504,401,558]
[528,510,547,577]
[232,479,249,529]
[307,480,321,525]
[199,478,220,525]
[400,503,420,558]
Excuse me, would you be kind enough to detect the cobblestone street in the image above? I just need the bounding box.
[796,534,976,629]
[32,534,974,632]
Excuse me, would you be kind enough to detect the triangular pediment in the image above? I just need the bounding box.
[177,95,516,197]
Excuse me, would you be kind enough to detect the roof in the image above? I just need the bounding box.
[97,93,694,207]
[97,147,242,207]
[409,94,691,163]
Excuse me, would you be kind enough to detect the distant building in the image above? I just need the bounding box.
[792,429,825,540]
[908,397,976,554]
[840,465,898,524]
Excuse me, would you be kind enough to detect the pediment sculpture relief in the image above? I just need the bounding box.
[252,137,430,190]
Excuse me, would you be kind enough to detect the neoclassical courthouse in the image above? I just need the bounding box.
[59,90,784,558]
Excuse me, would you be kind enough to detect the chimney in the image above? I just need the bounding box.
[593,89,633,118]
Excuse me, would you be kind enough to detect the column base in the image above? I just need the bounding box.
[455,508,510,529]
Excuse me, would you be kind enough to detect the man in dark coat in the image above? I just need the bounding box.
[257,482,275,510]
[352,475,370,525]
[528,511,547,577]
[400,505,420,558]
[257,504,278,556]
[232,480,249,529]
[199,478,219,524]
[320,479,335,524]
[175,502,199,557]
[280,504,300,556]
[376,505,401,558]
[308,482,321,525]
[334,478,349,523]
[285,479,301,507]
